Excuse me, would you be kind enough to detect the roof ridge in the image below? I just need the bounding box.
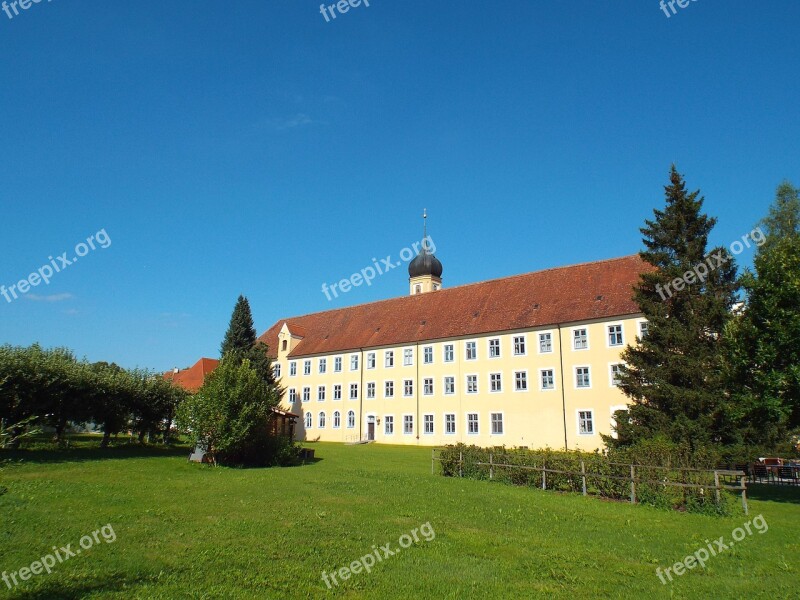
[264,254,641,326]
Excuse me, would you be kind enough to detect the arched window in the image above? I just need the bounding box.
[305,412,312,428]
[333,411,341,428]
[347,411,355,428]
[318,412,326,429]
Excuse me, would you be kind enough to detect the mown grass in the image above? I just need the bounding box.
[0,438,798,599]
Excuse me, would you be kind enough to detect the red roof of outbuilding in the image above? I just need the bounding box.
[257,255,649,358]
[164,357,219,392]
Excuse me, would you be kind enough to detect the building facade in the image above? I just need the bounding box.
[259,247,649,451]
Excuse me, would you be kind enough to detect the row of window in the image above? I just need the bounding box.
[302,410,600,436]
[276,323,647,378]
[286,365,624,403]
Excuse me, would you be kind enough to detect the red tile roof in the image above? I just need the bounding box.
[164,357,219,393]
[257,255,650,358]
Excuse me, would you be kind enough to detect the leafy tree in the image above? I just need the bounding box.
[610,166,739,450]
[724,181,800,446]
[220,295,257,357]
[176,358,280,466]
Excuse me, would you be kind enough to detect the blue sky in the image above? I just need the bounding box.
[1,1,798,371]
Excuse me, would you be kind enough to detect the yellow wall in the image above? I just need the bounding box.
[275,315,647,451]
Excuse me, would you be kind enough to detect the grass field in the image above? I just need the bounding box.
[0,439,798,599]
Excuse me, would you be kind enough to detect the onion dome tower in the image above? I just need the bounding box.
[408,209,443,295]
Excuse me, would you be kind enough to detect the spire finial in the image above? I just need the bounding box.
[422,209,428,252]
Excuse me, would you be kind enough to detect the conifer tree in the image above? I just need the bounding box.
[611,167,739,449]
[220,296,257,358]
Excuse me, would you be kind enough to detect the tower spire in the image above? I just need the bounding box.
[422,209,428,252]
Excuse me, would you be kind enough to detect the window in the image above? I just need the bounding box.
[610,406,629,438]
[274,363,282,378]
[333,411,341,428]
[610,364,623,386]
[539,333,552,353]
[489,338,501,358]
[334,356,343,372]
[385,381,394,398]
[318,412,326,428]
[403,379,414,397]
[302,387,311,403]
[282,340,288,351]
[349,383,359,400]
[578,410,594,435]
[385,351,394,368]
[513,336,526,355]
[445,414,456,434]
[424,414,434,434]
[414,284,421,294]
[639,321,649,338]
[350,354,359,371]
[347,410,355,428]
[576,367,591,388]
[333,384,342,400]
[318,358,327,374]
[573,328,588,350]
[303,360,311,376]
[367,352,376,369]
[317,386,326,402]
[305,412,312,428]
[490,373,502,392]
[491,413,504,435]
[385,416,394,435]
[466,341,477,360]
[288,388,297,403]
[423,346,433,364]
[423,378,434,395]
[444,376,455,395]
[467,413,479,435]
[403,348,413,366]
[403,415,414,435]
[289,361,297,376]
[467,375,478,394]
[541,369,555,390]
[515,371,528,391]
[444,344,454,362]
[366,382,376,399]
[608,324,623,346]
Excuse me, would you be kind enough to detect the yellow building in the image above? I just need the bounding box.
[259,243,649,451]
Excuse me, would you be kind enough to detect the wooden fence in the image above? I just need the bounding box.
[431,448,748,514]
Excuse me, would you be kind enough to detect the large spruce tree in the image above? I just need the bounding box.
[611,167,739,449]
[221,295,258,357]
[724,181,800,446]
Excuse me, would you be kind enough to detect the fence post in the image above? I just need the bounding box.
[431,449,435,475]
[630,464,636,504]
[459,451,463,478]
[581,460,587,496]
[714,470,721,505]
[542,458,547,490]
[741,475,749,515]
[489,453,494,480]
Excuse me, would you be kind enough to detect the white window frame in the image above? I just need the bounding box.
[274,363,282,378]
[366,352,376,369]
[513,335,527,356]
[318,412,326,429]
[347,410,355,429]
[403,379,414,397]
[385,351,394,368]
[403,347,414,367]
[366,381,376,399]
[465,340,477,361]
[333,384,342,401]
[575,366,592,389]
[288,388,297,403]
[318,358,327,374]
[305,412,312,428]
[443,344,454,363]
[317,385,326,402]
[334,356,343,372]
[403,414,414,435]
[577,409,595,436]
[467,413,479,435]
[609,363,624,387]
[384,415,394,435]
[607,323,624,347]
[490,412,504,435]
[423,414,434,435]
[572,327,589,351]
[514,370,528,392]
[302,387,311,403]
[303,360,311,376]
[488,338,501,359]
[333,411,341,429]
[349,383,359,400]
[609,405,628,439]
[350,354,360,371]
[638,319,649,339]
[444,413,456,435]
[490,372,503,393]
[423,346,434,364]
[538,331,554,354]
[540,368,556,391]
[289,361,297,377]
[444,376,455,395]
[384,380,394,398]
[423,378,434,396]
[466,374,478,394]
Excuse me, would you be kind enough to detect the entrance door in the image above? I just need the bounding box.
[367,417,376,441]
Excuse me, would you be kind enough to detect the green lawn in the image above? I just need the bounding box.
[0,440,798,599]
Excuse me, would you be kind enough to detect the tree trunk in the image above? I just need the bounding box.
[100,431,111,449]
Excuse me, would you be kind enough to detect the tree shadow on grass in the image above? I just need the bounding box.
[7,573,156,600]
[1,444,191,466]
[746,483,800,505]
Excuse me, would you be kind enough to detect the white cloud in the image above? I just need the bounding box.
[25,293,74,303]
